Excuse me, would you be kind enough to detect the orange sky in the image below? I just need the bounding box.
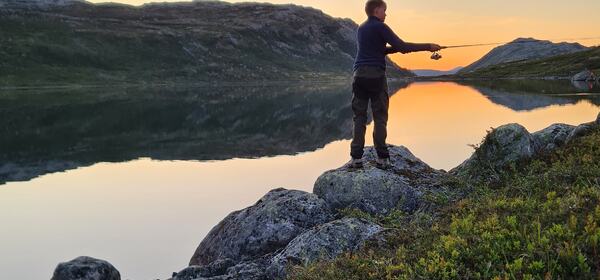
[88,0,600,70]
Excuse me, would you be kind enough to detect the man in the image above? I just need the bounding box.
[350,0,442,169]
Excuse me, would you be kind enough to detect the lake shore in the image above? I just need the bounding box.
[50,112,600,280]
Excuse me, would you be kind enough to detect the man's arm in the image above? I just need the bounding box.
[381,23,438,54]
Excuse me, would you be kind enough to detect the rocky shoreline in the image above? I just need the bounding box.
[50,113,600,280]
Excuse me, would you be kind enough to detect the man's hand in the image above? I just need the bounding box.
[429,43,444,52]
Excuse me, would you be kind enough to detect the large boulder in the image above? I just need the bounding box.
[313,145,449,215]
[451,123,534,179]
[267,217,383,279]
[564,113,600,142]
[189,188,334,266]
[51,256,120,280]
[567,123,595,143]
[531,123,575,153]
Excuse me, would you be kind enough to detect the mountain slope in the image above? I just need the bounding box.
[457,46,600,79]
[459,37,588,73]
[0,0,413,87]
[412,66,463,77]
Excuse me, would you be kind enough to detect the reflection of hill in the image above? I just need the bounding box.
[459,80,600,111]
[0,82,409,184]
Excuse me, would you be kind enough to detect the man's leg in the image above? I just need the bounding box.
[350,76,370,159]
[370,75,390,159]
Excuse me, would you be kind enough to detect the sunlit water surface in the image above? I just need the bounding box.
[1,81,599,279]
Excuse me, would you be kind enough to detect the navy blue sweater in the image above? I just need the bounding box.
[353,16,431,71]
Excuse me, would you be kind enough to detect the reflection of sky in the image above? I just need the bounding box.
[87,0,600,70]
[1,82,599,280]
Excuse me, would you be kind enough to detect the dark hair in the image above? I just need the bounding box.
[365,0,385,16]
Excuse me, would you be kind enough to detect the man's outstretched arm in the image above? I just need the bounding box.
[381,23,441,54]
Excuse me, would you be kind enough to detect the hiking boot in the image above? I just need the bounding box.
[349,158,364,169]
[375,157,391,170]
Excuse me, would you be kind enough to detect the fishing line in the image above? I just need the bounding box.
[430,36,600,60]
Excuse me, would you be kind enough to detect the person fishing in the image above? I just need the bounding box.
[350,0,443,169]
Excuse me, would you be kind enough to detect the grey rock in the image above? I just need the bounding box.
[222,259,269,280]
[313,145,447,215]
[172,259,236,280]
[531,123,576,153]
[572,69,597,82]
[51,256,120,280]
[189,188,334,266]
[173,258,268,280]
[267,217,383,279]
[567,123,594,143]
[451,123,534,179]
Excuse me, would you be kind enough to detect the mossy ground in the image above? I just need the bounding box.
[288,127,600,280]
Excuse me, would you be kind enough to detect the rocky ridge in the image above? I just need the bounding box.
[460,38,588,73]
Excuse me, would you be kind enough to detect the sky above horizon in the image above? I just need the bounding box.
[87,0,600,70]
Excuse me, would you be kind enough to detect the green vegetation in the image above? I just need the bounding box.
[288,126,600,279]
[0,3,413,88]
[458,47,600,79]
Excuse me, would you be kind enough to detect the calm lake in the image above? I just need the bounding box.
[1,80,599,280]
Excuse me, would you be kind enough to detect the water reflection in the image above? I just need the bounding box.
[0,81,598,280]
[0,82,409,184]
[459,79,600,111]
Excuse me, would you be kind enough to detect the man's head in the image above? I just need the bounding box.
[365,0,387,22]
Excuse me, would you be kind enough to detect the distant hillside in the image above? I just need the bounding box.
[459,38,588,73]
[457,47,600,79]
[412,67,463,77]
[0,0,413,87]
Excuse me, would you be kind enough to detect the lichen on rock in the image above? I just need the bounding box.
[313,145,450,215]
[189,188,334,266]
[51,256,120,280]
[267,217,383,279]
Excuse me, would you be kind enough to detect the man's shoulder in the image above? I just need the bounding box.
[359,19,386,31]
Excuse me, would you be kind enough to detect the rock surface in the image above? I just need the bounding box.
[313,145,449,215]
[51,256,120,280]
[189,188,333,266]
[567,123,595,143]
[172,258,268,280]
[451,123,534,179]
[267,217,383,279]
[452,116,599,180]
[531,123,576,153]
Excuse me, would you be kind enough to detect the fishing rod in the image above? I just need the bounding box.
[429,36,600,60]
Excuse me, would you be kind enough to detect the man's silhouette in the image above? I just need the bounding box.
[350,0,442,169]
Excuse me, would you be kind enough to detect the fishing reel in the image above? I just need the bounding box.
[430,51,442,60]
